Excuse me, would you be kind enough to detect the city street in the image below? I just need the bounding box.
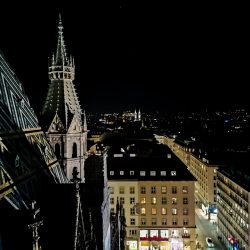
[195,207,226,250]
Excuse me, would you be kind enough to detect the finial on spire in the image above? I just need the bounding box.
[58,13,63,33]
[55,13,67,65]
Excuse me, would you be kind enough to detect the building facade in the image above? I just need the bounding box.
[217,165,249,250]
[108,152,196,250]
[156,135,218,218]
[41,15,87,180]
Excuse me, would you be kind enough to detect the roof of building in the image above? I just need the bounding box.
[107,155,196,181]
[217,152,250,191]
[174,138,196,148]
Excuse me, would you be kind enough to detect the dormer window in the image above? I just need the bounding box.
[150,171,156,176]
[120,171,124,175]
[171,171,177,176]
[140,171,146,176]
[110,171,114,175]
[161,171,166,176]
[130,171,134,175]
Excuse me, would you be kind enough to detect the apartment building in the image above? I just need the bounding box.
[156,135,218,217]
[217,162,250,250]
[107,151,196,250]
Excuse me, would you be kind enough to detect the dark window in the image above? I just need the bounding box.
[72,143,77,158]
[55,143,60,158]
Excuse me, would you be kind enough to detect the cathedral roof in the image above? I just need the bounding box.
[0,50,68,209]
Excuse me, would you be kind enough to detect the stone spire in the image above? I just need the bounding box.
[55,14,67,66]
[42,14,81,130]
[41,14,87,181]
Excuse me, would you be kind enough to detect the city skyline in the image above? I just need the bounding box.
[0,3,248,114]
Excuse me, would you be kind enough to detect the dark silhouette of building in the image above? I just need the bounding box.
[0,49,67,249]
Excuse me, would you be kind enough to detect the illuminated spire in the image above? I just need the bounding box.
[134,109,137,121]
[138,109,141,121]
[55,14,67,65]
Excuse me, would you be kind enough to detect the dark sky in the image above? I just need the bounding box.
[0,2,249,113]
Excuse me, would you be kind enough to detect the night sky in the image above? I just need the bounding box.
[0,2,249,114]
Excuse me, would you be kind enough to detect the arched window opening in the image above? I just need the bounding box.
[72,143,77,158]
[55,143,60,159]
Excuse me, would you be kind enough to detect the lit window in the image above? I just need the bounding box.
[171,171,177,176]
[150,171,156,176]
[141,197,146,204]
[160,171,166,176]
[141,208,146,215]
[172,198,177,205]
[151,197,157,204]
[182,186,188,194]
[110,171,114,175]
[120,171,124,175]
[161,186,167,194]
[172,208,177,215]
[162,208,167,215]
[129,171,134,176]
[151,208,157,215]
[140,171,146,176]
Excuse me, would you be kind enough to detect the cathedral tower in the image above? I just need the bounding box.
[42,15,87,180]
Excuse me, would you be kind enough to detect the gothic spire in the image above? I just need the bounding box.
[138,108,141,121]
[55,14,67,65]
